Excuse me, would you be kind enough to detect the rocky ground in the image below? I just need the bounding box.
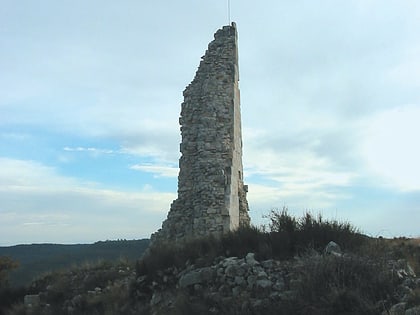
[11,241,420,315]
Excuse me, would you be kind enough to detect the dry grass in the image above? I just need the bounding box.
[3,213,419,315]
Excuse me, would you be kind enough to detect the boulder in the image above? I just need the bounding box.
[225,264,238,277]
[394,259,416,279]
[245,253,259,266]
[178,267,215,288]
[324,241,342,256]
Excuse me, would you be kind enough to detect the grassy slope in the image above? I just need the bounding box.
[0,239,150,287]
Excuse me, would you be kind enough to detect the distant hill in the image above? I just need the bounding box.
[0,239,150,287]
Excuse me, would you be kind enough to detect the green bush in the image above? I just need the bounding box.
[0,256,19,288]
[0,287,29,315]
[136,235,221,278]
[221,225,270,259]
[138,210,367,280]
[266,208,298,234]
[266,208,366,256]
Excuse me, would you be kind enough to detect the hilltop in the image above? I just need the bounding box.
[1,212,419,315]
[0,239,150,288]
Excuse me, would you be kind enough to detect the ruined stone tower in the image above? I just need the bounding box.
[152,23,250,243]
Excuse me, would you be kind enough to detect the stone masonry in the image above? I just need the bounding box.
[152,23,250,243]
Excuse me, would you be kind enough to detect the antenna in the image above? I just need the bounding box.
[227,0,231,24]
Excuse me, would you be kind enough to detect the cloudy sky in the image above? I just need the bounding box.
[1,1,419,245]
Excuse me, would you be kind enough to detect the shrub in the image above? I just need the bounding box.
[0,257,25,314]
[137,210,367,281]
[159,292,213,315]
[4,303,27,315]
[293,253,399,314]
[136,235,221,279]
[265,207,297,234]
[0,287,29,315]
[0,257,19,288]
[406,288,420,309]
[266,208,366,256]
[221,225,270,259]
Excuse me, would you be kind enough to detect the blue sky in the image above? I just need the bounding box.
[1,0,419,245]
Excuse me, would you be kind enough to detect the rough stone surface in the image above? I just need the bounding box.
[152,23,250,243]
[179,267,215,288]
[22,246,420,314]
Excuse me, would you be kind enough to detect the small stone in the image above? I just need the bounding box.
[261,260,274,269]
[247,275,257,289]
[324,241,342,256]
[245,253,259,266]
[225,265,237,277]
[179,271,201,288]
[207,208,217,214]
[223,257,239,267]
[257,271,268,279]
[256,279,272,289]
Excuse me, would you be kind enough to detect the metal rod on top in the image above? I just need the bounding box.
[228,0,231,24]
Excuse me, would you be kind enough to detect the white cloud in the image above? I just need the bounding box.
[0,132,32,141]
[63,147,115,155]
[1,1,420,242]
[131,164,179,178]
[0,158,78,190]
[244,138,357,189]
[388,45,420,88]
[0,158,175,245]
[361,105,420,191]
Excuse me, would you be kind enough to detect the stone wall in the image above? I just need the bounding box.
[152,23,250,243]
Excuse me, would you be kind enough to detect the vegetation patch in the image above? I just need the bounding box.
[1,211,419,315]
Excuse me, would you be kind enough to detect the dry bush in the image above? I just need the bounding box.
[293,253,400,314]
